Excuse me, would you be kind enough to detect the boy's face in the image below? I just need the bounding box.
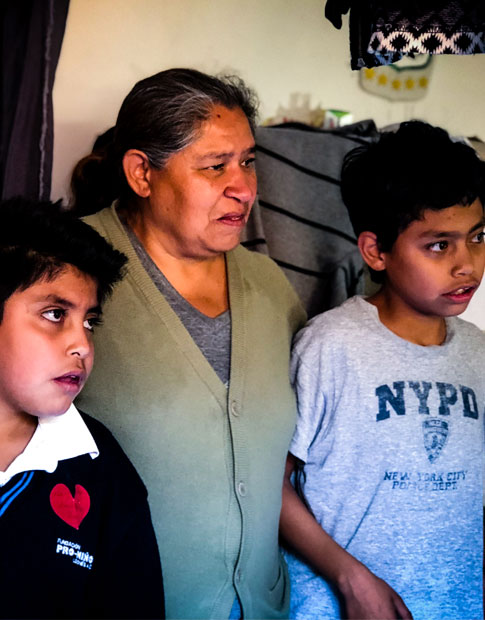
[379,198,485,319]
[0,265,99,421]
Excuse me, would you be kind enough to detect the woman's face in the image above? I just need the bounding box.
[144,105,257,259]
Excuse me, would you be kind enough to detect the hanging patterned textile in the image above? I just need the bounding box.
[325,0,485,70]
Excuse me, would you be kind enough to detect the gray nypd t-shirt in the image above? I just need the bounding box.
[286,295,485,620]
[124,223,231,386]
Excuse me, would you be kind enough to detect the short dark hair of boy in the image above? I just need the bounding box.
[341,120,485,282]
[0,197,127,320]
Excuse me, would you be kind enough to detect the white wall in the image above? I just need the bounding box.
[52,0,485,327]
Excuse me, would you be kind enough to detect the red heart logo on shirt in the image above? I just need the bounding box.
[50,484,90,530]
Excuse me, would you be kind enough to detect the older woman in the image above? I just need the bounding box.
[74,69,306,620]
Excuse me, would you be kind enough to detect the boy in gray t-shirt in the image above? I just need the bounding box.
[280,121,485,620]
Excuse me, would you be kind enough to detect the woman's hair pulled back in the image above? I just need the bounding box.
[71,68,258,216]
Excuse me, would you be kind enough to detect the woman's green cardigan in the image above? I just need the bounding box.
[78,205,306,619]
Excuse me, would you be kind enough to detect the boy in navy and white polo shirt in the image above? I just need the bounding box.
[0,198,164,619]
[280,122,485,620]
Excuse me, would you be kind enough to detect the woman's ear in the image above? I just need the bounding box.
[358,231,387,274]
[122,150,151,198]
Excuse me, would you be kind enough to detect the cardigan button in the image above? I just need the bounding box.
[238,481,247,497]
[230,400,239,416]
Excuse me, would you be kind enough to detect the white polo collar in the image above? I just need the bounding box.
[0,404,99,487]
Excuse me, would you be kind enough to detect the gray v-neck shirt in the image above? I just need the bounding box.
[123,223,231,386]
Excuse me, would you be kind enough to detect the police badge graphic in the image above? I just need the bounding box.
[422,418,449,463]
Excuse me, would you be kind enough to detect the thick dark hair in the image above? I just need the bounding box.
[0,197,127,320]
[71,68,259,216]
[341,120,485,282]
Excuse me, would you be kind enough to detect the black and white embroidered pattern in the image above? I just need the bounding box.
[325,0,485,69]
[368,2,485,57]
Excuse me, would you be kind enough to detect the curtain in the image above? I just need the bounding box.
[0,0,69,200]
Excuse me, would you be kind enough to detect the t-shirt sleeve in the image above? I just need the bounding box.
[289,321,334,463]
